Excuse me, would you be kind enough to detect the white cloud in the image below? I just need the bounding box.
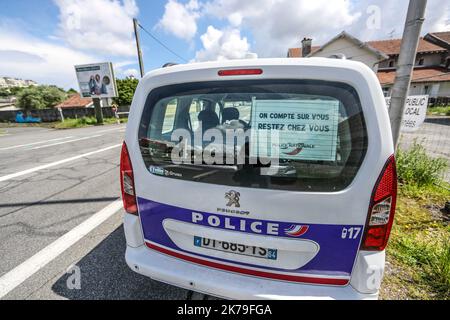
[113,60,139,78]
[202,0,450,57]
[158,0,201,41]
[0,19,138,89]
[194,26,253,61]
[342,0,450,42]
[122,68,139,78]
[53,0,138,57]
[0,22,97,89]
[423,0,450,32]
[203,0,360,57]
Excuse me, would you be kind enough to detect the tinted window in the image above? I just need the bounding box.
[138,80,367,192]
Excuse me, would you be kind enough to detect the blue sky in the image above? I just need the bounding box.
[0,0,449,89]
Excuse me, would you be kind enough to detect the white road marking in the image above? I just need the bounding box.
[30,134,103,150]
[0,144,121,183]
[0,200,123,299]
[0,136,74,151]
[95,127,126,134]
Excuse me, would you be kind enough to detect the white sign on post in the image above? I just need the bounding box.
[250,99,340,161]
[385,95,429,132]
[74,62,118,98]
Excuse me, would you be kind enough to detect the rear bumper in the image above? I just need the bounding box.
[125,245,378,300]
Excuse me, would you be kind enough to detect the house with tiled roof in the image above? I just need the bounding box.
[55,93,93,109]
[424,31,450,51]
[287,31,450,100]
[372,36,449,98]
[287,32,389,72]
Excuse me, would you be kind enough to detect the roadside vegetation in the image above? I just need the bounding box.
[380,142,450,300]
[113,77,139,106]
[427,105,450,116]
[53,116,127,129]
[16,85,67,110]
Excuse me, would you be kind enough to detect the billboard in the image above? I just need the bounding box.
[74,62,118,98]
[385,95,429,132]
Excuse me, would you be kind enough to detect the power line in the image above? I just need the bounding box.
[137,22,188,63]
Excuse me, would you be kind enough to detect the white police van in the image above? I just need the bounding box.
[120,58,397,300]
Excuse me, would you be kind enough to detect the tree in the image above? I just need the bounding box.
[16,87,45,110]
[0,86,26,97]
[67,88,78,94]
[9,86,26,96]
[113,78,139,106]
[0,88,11,97]
[41,86,67,108]
[16,85,67,111]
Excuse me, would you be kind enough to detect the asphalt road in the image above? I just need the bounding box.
[0,124,195,300]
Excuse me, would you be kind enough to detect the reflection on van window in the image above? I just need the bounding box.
[138,80,368,192]
[162,99,177,133]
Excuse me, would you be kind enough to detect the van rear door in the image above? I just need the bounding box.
[129,61,393,286]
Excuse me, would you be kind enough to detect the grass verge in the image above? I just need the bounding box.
[380,144,449,300]
[427,106,450,116]
[53,117,127,129]
[1,117,128,129]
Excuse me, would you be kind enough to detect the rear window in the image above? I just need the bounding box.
[138,80,367,192]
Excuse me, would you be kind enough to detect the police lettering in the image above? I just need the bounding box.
[192,212,279,235]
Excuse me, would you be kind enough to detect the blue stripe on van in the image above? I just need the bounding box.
[137,197,363,277]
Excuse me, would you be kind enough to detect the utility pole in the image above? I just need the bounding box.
[133,18,145,78]
[389,0,427,149]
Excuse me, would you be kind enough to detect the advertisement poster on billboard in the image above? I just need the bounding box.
[74,62,118,98]
[385,95,429,132]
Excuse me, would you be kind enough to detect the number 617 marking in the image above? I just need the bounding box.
[341,227,361,239]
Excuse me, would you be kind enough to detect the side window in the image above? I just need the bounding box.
[162,99,177,133]
[189,99,221,131]
[223,101,252,123]
[189,99,202,131]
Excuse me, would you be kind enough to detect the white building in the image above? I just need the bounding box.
[0,77,37,89]
[288,32,388,72]
[288,31,450,100]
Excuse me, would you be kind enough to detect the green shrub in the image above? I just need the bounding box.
[396,142,448,186]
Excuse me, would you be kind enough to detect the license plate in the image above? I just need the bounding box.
[194,236,277,260]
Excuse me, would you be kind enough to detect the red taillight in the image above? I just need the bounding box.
[361,155,397,251]
[218,69,263,76]
[120,142,138,215]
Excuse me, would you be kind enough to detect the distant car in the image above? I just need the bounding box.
[120,58,397,300]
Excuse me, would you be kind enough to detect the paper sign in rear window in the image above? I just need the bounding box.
[250,99,340,162]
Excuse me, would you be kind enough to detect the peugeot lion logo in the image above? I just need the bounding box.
[225,190,240,208]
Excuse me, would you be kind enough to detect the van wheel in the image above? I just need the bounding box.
[186,290,208,300]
